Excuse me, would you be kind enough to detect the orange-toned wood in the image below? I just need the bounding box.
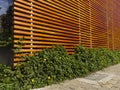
[13,0,120,64]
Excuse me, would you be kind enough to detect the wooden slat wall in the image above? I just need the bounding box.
[79,0,91,47]
[14,0,32,63]
[13,0,120,64]
[32,0,79,52]
[13,0,79,64]
[107,0,114,50]
[90,0,108,48]
[112,0,120,50]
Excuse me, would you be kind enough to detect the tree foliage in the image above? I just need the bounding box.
[2,5,13,32]
[0,5,13,46]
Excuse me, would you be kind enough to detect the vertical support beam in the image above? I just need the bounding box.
[78,0,81,45]
[111,0,115,50]
[89,0,92,48]
[30,1,33,54]
[106,0,109,49]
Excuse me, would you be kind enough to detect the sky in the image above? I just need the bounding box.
[0,0,12,15]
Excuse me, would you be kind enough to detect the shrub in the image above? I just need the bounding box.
[74,46,120,72]
[0,45,120,90]
[0,31,12,47]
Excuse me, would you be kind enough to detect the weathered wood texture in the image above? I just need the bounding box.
[13,0,120,64]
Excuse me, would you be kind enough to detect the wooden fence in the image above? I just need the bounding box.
[13,0,120,64]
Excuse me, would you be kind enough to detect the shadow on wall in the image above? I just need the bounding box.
[0,44,13,66]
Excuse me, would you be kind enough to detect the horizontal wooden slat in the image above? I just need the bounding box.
[13,0,120,64]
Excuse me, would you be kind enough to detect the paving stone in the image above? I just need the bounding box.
[85,73,108,82]
[98,87,109,90]
[103,83,113,88]
[108,80,118,85]
[112,81,120,89]
[109,87,120,90]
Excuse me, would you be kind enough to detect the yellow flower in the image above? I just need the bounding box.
[32,79,35,83]
[44,58,47,62]
[48,76,51,80]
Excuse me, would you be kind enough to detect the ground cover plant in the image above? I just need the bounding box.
[0,45,120,90]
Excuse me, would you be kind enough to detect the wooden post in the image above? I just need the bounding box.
[111,1,115,50]
[89,0,92,48]
[30,1,33,54]
[78,0,81,45]
[106,0,109,49]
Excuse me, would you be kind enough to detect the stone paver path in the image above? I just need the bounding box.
[32,64,120,90]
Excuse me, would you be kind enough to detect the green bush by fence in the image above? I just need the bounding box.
[0,45,120,90]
